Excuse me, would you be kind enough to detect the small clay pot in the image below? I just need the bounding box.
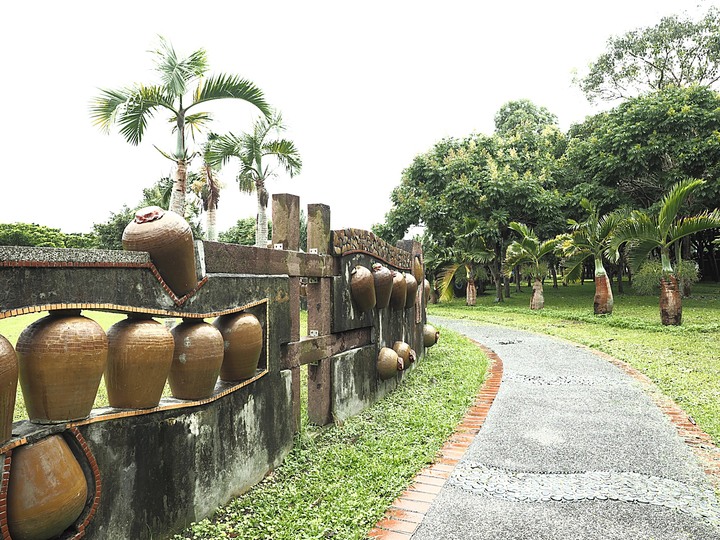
[377,347,401,380]
[423,279,431,304]
[214,313,264,381]
[404,273,418,308]
[372,263,393,309]
[105,317,175,409]
[170,319,224,400]
[389,271,407,310]
[412,256,424,287]
[122,206,197,297]
[17,310,108,423]
[0,335,18,445]
[423,324,440,348]
[8,434,88,540]
[350,265,376,312]
[393,341,414,369]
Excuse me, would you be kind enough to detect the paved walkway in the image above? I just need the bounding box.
[370,318,720,540]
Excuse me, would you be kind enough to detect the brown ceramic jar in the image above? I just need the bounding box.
[105,316,174,409]
[122,206,197,297]
[8,434,88,540]
[372,263,393,309]
[389,271,407,310]
[412,256,424,287]
[423,324,440,348]
[393,341,414,369]
[16,310,108,423]
[169,319,224,400]
[404,273,419,308]
[423,279,431,305]
[0,335,18,444]
[213,313,264,381]
[377,347,401,380]
[350,265,376,312]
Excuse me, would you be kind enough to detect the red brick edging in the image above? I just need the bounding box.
[367,341,504,539]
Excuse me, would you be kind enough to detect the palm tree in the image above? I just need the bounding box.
[611,179,720,325]
[90,37,270,217]
[504,222,559,310]
[437,219,493,306]
[561,199,623,315]
[206,112,301,247]
[189,134,223,241]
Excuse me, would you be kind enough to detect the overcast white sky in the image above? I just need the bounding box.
[2,0,715,235]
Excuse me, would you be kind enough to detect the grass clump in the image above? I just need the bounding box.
[174,329,488,540]
[429,281,720,444]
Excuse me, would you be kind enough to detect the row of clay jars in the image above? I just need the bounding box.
[15,310,263,424]
[351,265,419,312]
[376,341,416,380]
[0,335,18,445]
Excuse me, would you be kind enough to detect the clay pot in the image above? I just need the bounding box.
[405,273,419,308]
[389,271,407,310]
[170,319,224,400]
[122,206,197,297]
[423,279,431,305]
[377,347,401,380]
[350,265,376,312]
[393,341,414,369]
[8,434,88,540]
[423,324,440,348]
[0,335,18,445]
[372,263,393,309]
[412,256,424,288]
[16,310,108,423]
[105,317,174,409]
[213,313,264,381]
[660,276,682,326]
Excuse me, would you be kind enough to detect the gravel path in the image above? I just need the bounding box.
[411,317,720,540]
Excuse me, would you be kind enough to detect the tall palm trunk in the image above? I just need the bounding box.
[465,280,477,306]
[170,159,187,215]
[206,205,218,242]
[593,257,614,315]
[530,278,544,310]
[659,275,682,325]
[255,178,269,247]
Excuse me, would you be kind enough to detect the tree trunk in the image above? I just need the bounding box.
[514,266,521,293]
[206,204,218,242]
[466,280,477,306]
[530,278,544,310]
[170,159,187,216]
[551,264,558,288]
[659,276,682,326]
[489,261,503,303]
[594,274,614,315]
[504,275,510,298]
[256,193,268,247]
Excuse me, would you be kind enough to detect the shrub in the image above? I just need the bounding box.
[632,259,699,295]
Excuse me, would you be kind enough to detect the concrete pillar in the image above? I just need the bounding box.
[308,360,332,426]
[272,193,300,251]
[307,203,331,255]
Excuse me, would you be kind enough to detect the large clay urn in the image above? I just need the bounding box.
[122,206,197,297]
[214,313,264,381]
[105,316,174,409]
[393,341,414,370]
[170,319,224,400]
[404,273,419,308]
[412,256,424,288]
[372,263,393,310]
[0,335,18,445]
[660,275,682,325]
[350,265,376,312]
[423,324,440,348]
[8,434,88,540]
[423,279,431,305]
[389,271,407,310]
[377,347,401,380]
[16,310,108,423]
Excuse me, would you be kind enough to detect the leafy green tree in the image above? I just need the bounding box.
[560,200,624,314]
[90,37,270,216]
[0,223,97,248]
[576,7,720,102]
[504,222,559,310]
[207,112,302,247]
[219,218,271,245]
[611,179,720,325]
[437,219,494,306]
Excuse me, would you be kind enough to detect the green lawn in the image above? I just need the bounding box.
[429,280,720,444]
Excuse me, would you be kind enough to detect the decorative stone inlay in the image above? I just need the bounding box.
[502,373,628,387]
[449,461,720,525]
[331,229,412,270]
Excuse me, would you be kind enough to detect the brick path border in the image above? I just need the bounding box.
[367,335,720,539]
[367,340,503,539]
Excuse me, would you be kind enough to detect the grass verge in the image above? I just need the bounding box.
[173,329,488,540]
[429,281,720,444]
